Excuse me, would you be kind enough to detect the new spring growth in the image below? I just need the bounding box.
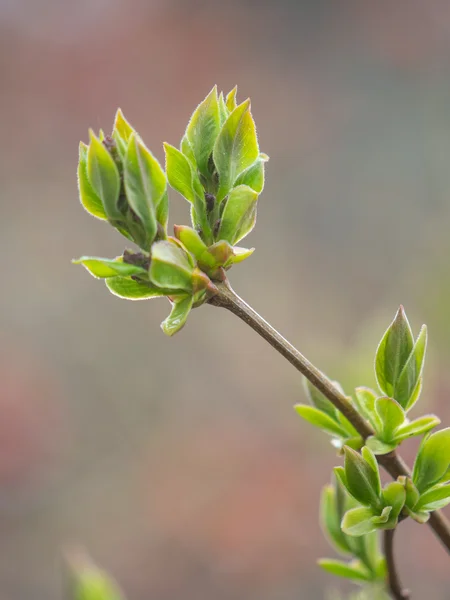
[74,86,268,335]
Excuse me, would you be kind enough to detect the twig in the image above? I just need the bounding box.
[208,278,450,554]
[384,528,410,599]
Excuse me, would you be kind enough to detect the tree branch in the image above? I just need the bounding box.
[208,278,450,554]
[384,528,410,599]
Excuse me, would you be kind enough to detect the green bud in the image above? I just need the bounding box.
[412,428,450,493]
[87,130,121,221]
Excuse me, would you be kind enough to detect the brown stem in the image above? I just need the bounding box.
[384,528,410,599]
[208,278,450,554]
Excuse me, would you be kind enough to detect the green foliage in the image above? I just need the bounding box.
[375,306,427,410]
[67,554,124,600]
[75,88,267,335]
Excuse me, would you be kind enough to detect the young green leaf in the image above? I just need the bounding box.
[341,507,377,537]
[161,295,194,336]
[365,437,397,456]
[173,225,210,261]
[413,428,450,492]
[225,86,238,112]
[218,92,229,126]
[375,306,414,401]
[354,387,382,431]
[394,415,440,442]
[415,483,450,512]
[320,484,351,555]
[396,325,427,410]
[113,108,135,143]
[150,240,196,293]
[66,554,123,600]
[213,100,259,202]
[73,257,147,279]
[224,246,255,266]
[124,134,166,249]
[217,185,258,244]
[374,397,405,441]
[303,378,340,420]
[78,142,107,220]
[185,86,220,178]
[294,405,349,438]
[318,559,371,582]
[106,277,170,300]
[381,481,406,522]
[343,447,382,508]
[87,130,121,221]
[234,154,268,194]
[164,143,197,204]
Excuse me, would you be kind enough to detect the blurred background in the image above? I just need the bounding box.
[1,0,450,597]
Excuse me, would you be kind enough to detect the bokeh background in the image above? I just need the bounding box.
[2,0,450,598]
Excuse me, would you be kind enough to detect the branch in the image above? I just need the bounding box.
[208,278,450,553]
[384,528,410,600]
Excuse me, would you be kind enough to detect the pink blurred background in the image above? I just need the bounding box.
[2,0,450,597]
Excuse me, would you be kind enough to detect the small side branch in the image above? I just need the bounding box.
[384,528,410,600]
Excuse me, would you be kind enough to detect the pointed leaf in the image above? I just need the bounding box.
[375,397,405,441]
[106,276,169,300]
[394,415,440,442]
[124,134,166,248]
[344,447,382,508]
[150,240,194,292]
[294,405,348,438]
[320,484,351,555]
[413,428,450,492]
[217,184,258,244]
[164,143,196,203]
[87,130,121,221]
[354,387,382,431]
[225,246,255,266]
[302,377,339,420]
[226,86,238,112]
[213,100,259,202]
[113,108,135,142]
[161,295,193,336]
[375,306,414,399]
[78,142,107,220]
[318,559,371,582]
[234,154,268,193]
[186,86,220,177]
[416,483,450,511]
[396,325,427,409]
[218,92,229,126]
[341,507,377,537]
[73,257,147,279]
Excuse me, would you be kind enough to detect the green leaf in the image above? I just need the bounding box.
[218,92,229,126]
[234,154,268,194]
[375,397,405,441]
[164,143,197,203]
[217,184,258,244]
[320,484,351,555]
[161,295,193,336]
[382,481,406,521]
[341,507,377,537]
[185,86,220,178]
[413,428,450,492]
[78,142,107,220]
[224,246,255,266]
[365,437,397,455]
[354,387,382,431]
[344,447,382,508]
[73,256,147,279]
[113,108,135,142]
[173,225,210,261]
[87,130,121,221]
[294,404,349,438]
[180,135,197,167]
[318,559,371,582]
[404,507,430,524]
[156,190,169,234]
[225,86,238,112]
[375,306,414,401]
[396,325,427,410]
[106,277,169,300]
[213,100,259,202]
[394,415,440,442]
[416,483,450,512]
[150,240,194,293]
[302,378,339,420]
[124,134,166,249]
